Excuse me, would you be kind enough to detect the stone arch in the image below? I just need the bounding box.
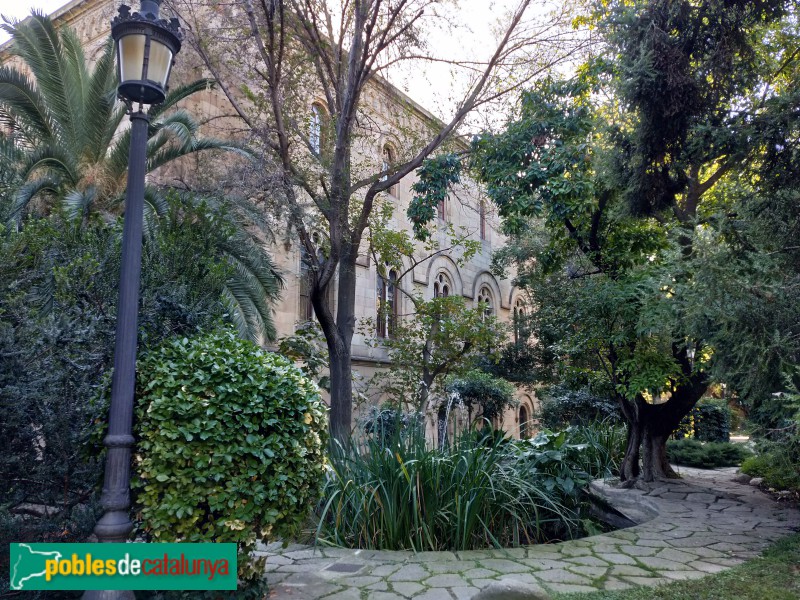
[424,255,463,298]
[518,394,536,439]
[471,271,502,305]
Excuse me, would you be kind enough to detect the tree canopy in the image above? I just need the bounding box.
[461,0,800,481]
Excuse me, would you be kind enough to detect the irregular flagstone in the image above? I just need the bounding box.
[609,564,655,577]
[519,558,566,570]
[602,577,632,590]
[594,552,637,565]
[654,547,699,562]
[565,555,610,567]
[479,558,529,573]
[535,568,592,584]
[369,593,408,600]
[451,586,481,599]
[566,565,607,578]
[391,581,425,597]
[463,568,500,580]
[388,564,430,581]
[423,573,472,587]
[660,569,709,580]
[544,583,600,593]
[471,580,550,600]
[262,466,800,598]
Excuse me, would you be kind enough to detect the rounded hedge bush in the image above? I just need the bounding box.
[133,329,327,554]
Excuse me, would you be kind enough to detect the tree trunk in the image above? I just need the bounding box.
[619,417,642,481]
[325,245,358,444]
[619,346,708,482]
[641,426,675,481]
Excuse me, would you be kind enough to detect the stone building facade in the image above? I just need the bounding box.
[2,0,539,438]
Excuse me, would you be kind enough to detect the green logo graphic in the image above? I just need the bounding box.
[9,543,237,591]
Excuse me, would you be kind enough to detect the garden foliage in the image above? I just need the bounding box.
[0,210,230,544]
[674,402,731,443]
[445,370,517,424]
[317,423,624,551]
[134,329,327,578]
[538,385,623,430]
[666,439,751,470]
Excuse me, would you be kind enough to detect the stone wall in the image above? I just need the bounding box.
[2,0,539,438]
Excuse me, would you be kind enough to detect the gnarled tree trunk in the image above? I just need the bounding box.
[619,345,708,482]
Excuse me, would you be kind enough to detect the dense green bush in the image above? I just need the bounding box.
[445,369,517,423]
[316,423,621,551]
[666,439,751,469]
[741,449,800,493]
[0,212,231,547]
[133,330,327,579]
[674,401,731,442]
[538,384,622,430]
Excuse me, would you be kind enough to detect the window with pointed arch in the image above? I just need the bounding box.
[437,196,446,221]
[519,402,532,439]
[299,246,314,321]
[309,103,325,155]
[513,297,528,344]
[479,200,487,240]
[433,272,452,298]
[477,285,494,320]
[377,268,398,338]
[381,144,399,197]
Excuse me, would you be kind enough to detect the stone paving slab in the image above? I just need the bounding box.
[260,467,799,599]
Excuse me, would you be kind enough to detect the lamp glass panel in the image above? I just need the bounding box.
[147,40,173,87]
[118,34,146,82]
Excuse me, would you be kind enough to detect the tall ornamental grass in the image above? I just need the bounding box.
[316,422,623,551]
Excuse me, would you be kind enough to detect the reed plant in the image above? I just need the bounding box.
[316,421,622,551]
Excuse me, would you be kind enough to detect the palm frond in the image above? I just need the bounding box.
[150,110,200,149]
[9,175,62,221]
[7,13,75,151]
[0,66,57,143]
[84,39,118,163]
[141,185,170,239]
[148,79,216,120]
[63,185,96,221]
[221,285,264,343]
[146,138,250,173]
[59,26,91,149]
[220,230,284,302]
[16,142,79,188]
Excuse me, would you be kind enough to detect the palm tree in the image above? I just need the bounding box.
[0,13,282,341]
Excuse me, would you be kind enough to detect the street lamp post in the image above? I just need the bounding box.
[84,2,180,598]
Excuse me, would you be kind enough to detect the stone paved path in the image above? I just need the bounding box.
[258,467,800,599]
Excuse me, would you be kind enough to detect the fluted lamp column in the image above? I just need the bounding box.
[83,2,180,599]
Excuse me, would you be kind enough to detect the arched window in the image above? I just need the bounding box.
[477,286,494,319]
[513,297,527,344]
[519,404,530,439]
[310,103,324,155]
[299,246,314,321]
[479,200,487,240]
[382,144,398,197]
[433,272,452,298]
[377,268,398,338]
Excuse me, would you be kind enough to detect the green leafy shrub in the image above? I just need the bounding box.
[666,439,751,469]
[741,450,800,493]
[361,406,424,445]
[317,423,621,551]
[538,385,622,430]
[674,401,731,442]
[0,212,231,548]
[445,370,517,423]
[133,329,327,581]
